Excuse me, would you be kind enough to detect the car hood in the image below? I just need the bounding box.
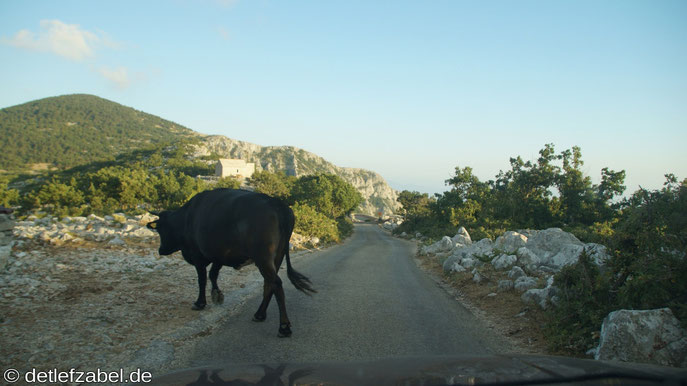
[147,354,687,385]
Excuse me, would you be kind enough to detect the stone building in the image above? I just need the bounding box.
[215,159,255,179]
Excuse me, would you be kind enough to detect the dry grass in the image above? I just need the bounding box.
[28,163,56,172]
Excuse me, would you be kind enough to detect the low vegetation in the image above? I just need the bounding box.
[394,144,687,356]
[1,142,362,244]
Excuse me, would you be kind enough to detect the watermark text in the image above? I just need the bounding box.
[4,368,152,384]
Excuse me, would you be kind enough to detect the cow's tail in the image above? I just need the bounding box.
[286,248,316,295]
[279,202,316,295]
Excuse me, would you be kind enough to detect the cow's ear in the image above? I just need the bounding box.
[147,221,159,230]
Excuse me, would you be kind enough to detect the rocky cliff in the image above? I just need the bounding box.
[193,135,400,216]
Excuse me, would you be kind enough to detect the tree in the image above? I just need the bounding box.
[557,146,594,225]
[0,176,19,207]
[443,166,490,230]
[291,174,362,219]
[151,171,206,210]
[491,144,559,229]
[29,177,85,216]
[397,190,432,219]
[247,171,294,200]
[593,167,626,221]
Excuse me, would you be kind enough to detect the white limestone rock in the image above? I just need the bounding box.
[442,238,494,273]
[472,271,483,283]
[494,231,527,254]
[526,228,584,268]
[129,227,156,238]
[521,287,552,309]
[460,257,478,269]
[585,243,611,266]
[421,236,454,255]
[498,280,514,292]
[516,247,542,272]
[108,236,126,246]
[514,276,538,292]
[507,266,526,280]
[491,254,517,270]
[451,226,472,246]
[594,308,687,367]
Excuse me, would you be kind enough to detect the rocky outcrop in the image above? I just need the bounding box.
[12,213,316,252]
[593,308,687,367]
[420,227,610,311]
[13,213,158,245]
[193,135,400,216]
[439,228,609,277]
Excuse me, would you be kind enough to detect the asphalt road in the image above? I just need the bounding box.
[182,224,507,368]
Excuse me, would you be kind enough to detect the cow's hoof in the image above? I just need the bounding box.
[191,302,206,311]
[211,289,224,304]
[252,313,266,322]
[278,323,292,338]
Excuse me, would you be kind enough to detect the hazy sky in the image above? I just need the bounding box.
[1,0,685,195]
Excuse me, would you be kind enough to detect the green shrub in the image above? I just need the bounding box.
[0,176,19,207]
[213,177,241,189]
[292,203,340,243]
[544,250,614,354]
[336,216,355,239]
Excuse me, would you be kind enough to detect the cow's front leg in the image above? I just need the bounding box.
[192,264,208,310]
[209,262,224,304]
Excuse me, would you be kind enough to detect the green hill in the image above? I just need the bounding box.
[0,94,195,172]
[0,94,399,215]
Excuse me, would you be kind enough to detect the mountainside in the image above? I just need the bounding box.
[194,136,400,215]
[0,94,195,171]
[0,94,399,215]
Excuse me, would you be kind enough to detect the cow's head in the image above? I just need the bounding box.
[147,211,182,255]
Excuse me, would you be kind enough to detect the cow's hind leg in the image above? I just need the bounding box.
[252,281,273,322]
[192,264,208,310]
[273,277,292,337]
[255,263,291,337]
[209,262,224,305]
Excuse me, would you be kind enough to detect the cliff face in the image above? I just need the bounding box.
[193,135,400,216]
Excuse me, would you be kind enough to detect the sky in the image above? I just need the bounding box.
[1,0,686,196]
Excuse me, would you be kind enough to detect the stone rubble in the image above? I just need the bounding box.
[382,217,404,231]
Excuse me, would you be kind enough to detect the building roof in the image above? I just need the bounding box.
[217,159,249,167]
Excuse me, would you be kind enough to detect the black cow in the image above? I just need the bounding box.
[146,188,315,337]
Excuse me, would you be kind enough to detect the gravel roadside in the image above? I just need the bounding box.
[1,215,318,385]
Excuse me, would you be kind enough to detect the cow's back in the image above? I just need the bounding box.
[182,189,290,263]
